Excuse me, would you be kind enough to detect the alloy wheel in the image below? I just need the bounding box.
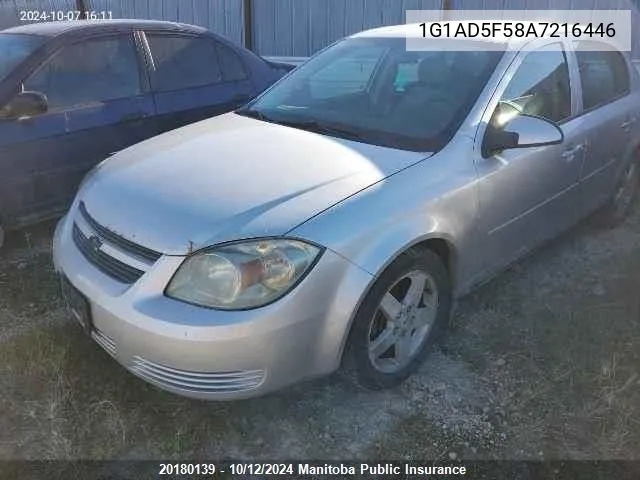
[367,270,438,374]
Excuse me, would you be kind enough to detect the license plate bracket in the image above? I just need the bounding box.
[60,276,92,334]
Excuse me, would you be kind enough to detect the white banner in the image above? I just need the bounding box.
[405,10,632,52]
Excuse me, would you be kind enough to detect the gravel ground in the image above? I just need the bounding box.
[0,211,638,465]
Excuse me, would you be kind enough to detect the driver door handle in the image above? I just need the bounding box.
[561,143,586,162]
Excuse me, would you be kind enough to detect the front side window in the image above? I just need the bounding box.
[147,34,222,91]
[24,36,141,110]
[492,43,571,127]
[0,33,44,83]
[575,42,630,111]
[238,38,503,151]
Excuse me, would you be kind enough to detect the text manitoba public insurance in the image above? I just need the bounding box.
[299,463,467,475]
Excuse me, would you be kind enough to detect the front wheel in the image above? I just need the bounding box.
[344,248,452,390]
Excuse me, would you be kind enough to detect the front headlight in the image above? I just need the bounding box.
[165,238,322,310]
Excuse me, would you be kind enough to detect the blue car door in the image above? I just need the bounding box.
[143,32,254,134]
[0,32,155,225]
[0,95,67,226]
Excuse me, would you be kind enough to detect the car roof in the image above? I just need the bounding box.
[1,19,207,37]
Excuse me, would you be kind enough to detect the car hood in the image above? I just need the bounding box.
[79,113,429,255]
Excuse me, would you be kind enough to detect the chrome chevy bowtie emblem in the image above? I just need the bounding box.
[88,235,103,253]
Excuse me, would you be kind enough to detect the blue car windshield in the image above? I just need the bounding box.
[238,37,504,152]
[0,34,44,82]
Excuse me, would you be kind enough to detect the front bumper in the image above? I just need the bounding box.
[52,214,372,400]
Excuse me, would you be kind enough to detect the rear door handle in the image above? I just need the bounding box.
[621,117,638,132]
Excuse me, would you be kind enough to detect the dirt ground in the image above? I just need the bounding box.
[0,211,638,467]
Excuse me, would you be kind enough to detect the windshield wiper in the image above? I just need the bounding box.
[235,111,366,142]
[235,108,274,123]
[277,119,366,142]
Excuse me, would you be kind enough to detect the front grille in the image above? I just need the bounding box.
[78,202,161,263]
[130,356,265,394]
[72,202,162,285]
[73,223,145,284]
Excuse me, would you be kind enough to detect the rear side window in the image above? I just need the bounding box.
[575,42,630,111]
[147,34,222,91]
[216,44,247,81]
[24,35,140,110]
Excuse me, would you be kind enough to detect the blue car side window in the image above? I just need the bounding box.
[216,44,248,82]
[23,35,141,111]
[147,34,223,92]
[0,34,44,83]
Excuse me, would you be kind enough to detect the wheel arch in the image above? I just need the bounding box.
[336,233,458,366]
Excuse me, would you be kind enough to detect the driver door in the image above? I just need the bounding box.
[0,33,155,226]
[474,42,587,274]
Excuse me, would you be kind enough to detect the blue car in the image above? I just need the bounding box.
[0,20,292,246]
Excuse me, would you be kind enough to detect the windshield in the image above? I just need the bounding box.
[238,37,504,151]
[0,34,44,83]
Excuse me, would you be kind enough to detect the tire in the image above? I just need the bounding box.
[594,160,639,228]
[344,248,452,390]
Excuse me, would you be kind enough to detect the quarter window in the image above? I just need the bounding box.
[575,42,630,111]
[24,36,141,110]
[493,43,571,126]
[216,44,247,82]
[147,34,222,91]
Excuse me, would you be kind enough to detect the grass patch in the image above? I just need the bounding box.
[0,324,235,460]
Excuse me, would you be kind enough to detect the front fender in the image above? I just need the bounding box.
[340,217,458,281]
[291,147,481,297]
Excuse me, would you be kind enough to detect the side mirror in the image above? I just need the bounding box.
[2,91,48,119]
[483,115,564,157]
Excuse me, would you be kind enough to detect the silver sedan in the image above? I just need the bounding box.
[53,24,640,399]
